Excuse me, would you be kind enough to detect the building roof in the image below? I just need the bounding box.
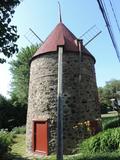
[32,22,95,61]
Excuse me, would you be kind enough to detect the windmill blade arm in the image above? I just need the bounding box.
[84,31,102,46]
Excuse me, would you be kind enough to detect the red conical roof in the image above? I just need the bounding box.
[32,22,95,62]
[33,22,79,57]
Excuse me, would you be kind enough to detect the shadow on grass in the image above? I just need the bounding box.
[35,154,120,160]
[82,157,120,160]
[2,153,32,160]
[4,153,120,160]
[75,154,120,160]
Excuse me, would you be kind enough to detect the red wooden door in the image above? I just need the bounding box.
[34,121,48,155]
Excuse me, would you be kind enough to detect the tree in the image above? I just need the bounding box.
[0,0,21,63]
[0,94,11,128]
[98,87,111,107]
[0,94,27,130]
[98,79,120,113]
[9,44,38,107]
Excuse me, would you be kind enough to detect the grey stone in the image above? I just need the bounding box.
[26,52,101,155]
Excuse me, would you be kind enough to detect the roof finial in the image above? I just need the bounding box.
[58,1,62,23]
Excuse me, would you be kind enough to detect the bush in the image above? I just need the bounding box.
[12,126,26,134]
[0,130,15,156]
[100,104,108,114]
[103,118,120,130]
[0,94,27,130]
[79,128,120,153]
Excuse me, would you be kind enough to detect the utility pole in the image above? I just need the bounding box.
[57,46,64,160]
[78,39,82,81]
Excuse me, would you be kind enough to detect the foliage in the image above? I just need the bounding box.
[0,94,12,129]
[98,79,120,110]
[102,116,117,127]
[100,103,108,114]
[10,134,26,158]
[0,0,21,63]
[12,126,26,134]
[73,120,101,138]
[0,130,15,157]
[39,152,120,160]
[9,44,38,107]
[0,94,26,130]
[103,117,120,130]
[79,128,120,153]
[7,133,120,160]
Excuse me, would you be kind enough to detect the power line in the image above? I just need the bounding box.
[97,0,120,62]
[109,0,120,34]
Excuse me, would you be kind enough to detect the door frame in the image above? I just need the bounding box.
[32,120,48,155]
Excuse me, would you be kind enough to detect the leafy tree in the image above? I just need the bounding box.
[0,0,21,63]
[9,44,38,107]
[105,79,120,97]
[98,87,111,107]
[0,94,11,128]
[0,94,27,130]
[98,79,120,112]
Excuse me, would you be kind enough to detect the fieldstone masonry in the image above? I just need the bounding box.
[26,49,101,155]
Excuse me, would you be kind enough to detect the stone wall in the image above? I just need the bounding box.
[62,52,101,154]
[26,53,58,154]
[26,51,101,155]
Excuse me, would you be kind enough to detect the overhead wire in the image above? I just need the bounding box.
[109,0,120,34]
[97,0,120,62]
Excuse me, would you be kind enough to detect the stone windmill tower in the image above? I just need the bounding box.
[26,22,101,155]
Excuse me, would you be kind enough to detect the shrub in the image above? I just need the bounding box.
[12,126,26,134]
[79,128,120,153]
[100,104,108,114]
[0,130,15,156]
[0,94,27,130]
[103,118,120,130]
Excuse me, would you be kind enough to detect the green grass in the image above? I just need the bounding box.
[102,115,118,129]
[11,134,26,156]
[39,152,120,160]
[8,134,32,160]
[101,111,118,118]
[9,133,120,160]
[8,113,120,160]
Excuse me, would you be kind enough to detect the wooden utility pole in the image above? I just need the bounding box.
[57,46,63,160]
[78,39,82,81]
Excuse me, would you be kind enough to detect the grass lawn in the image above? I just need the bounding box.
[101,111,119,129]
[9,112,120,160]
[11,134,26,156]
[101,111,118,118]
[10,134,120,160]
[39,152,120,160]
[9,134,32,160]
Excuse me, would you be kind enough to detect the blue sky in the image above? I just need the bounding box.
[0,0,120,97]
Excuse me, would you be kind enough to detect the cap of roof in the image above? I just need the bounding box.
[33,22,78,58]
[32,22,95,62]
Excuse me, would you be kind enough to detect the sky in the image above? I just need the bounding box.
[0,0,120,98]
